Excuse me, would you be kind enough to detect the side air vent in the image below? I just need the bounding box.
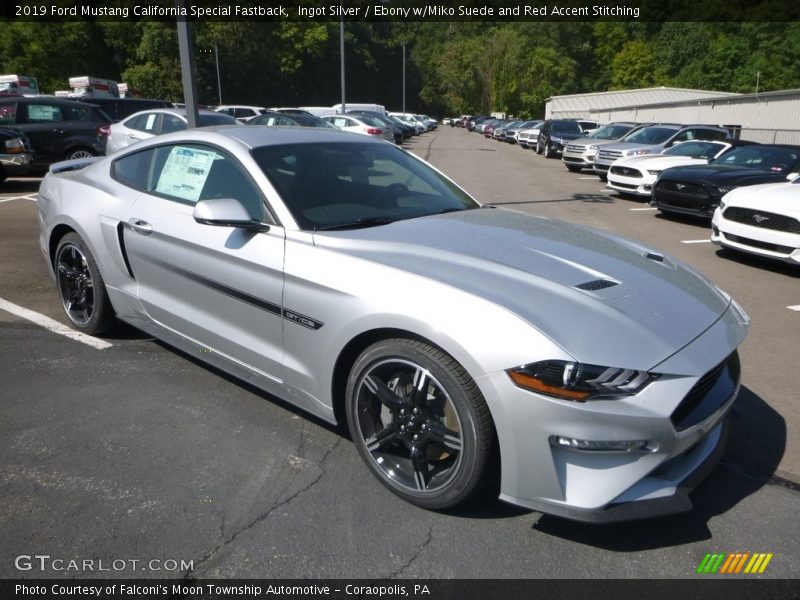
[574,279,618,292]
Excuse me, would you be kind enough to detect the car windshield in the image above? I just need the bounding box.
[252,141,479,230]
[198,113,237,127]
[551,121,582,135]
[623,127,677,145]
[664,141,727,159]
[591,124,634,140]
[711,146,800,172]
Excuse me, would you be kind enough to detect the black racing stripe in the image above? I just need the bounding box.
[148,257,323,330]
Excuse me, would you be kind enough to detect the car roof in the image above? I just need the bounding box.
[127,124,355,150]
[0,96,101,109]
[125,108,225,119]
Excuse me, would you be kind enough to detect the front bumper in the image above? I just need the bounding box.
[712,212,800,264]
[478,304,746,523]
[607,172,656,197]
[562,147,597,167]
[0,150,33,177]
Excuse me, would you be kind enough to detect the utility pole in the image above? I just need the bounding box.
[402,42,406,114]
[175,0,198,127]
[214,43,222,105]
[340,7,346,114]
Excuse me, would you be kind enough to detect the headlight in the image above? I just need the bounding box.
[717,185,737,194]
[647,170,661,176]
[627,149,650,157]
[507,360,658,401]
[550,136,562,143]
[588,145,598,150]
[4,137,25,153]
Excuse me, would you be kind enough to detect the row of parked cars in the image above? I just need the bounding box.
[0,95,436,182]
[461,116,800,266]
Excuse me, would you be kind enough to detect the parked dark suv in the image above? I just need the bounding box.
[0,97,111,169]
[86,97,172,122]
[536,119,585,158]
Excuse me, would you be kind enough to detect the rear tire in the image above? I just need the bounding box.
[54,232,115,335]
[65,148,96,161]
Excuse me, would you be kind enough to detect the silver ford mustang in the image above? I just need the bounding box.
[37,126,749,522]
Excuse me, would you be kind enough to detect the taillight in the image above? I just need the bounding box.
[365,127,382,135]
[97,125,111,137]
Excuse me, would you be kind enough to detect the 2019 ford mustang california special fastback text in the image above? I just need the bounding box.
[37,126,749,522]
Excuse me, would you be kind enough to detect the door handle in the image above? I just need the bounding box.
[128,134,139,139]
[128,219,153,235]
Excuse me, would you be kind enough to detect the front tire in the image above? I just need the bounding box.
[543,143,551,158]
[345,338,495,510]
[54,232,115,335]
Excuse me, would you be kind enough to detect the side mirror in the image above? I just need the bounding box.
[193,198,270,232]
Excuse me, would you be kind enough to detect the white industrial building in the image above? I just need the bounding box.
[545,87,800,144]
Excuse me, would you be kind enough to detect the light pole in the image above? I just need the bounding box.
[340,7,346,114]
[213,43,222,105]
[402,42,406,114]
[200,44,222,105]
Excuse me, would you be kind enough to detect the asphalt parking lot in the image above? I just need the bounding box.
[1,127,798,581]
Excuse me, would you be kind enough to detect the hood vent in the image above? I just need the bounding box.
[574,279,619,292]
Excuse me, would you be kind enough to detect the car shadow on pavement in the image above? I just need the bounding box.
[530,385,787,550]
[1,178,42,194]
[653,211,713,228]
[714,248,800,279]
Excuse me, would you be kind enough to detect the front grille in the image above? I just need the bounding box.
[671,351,740,432]
[598,149,623,160]
[656,180,708,197]
[724,233,795,255]
[565,144,585,153]
[611,182,639,190]
[723,207,800,234]
[609,166,642,178]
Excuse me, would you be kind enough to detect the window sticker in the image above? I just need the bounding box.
[28,105,60,121]
[155,146,217,203]
[145,113,157,131]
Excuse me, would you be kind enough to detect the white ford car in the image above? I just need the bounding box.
[711,178,800,264]
[607,140,742,198]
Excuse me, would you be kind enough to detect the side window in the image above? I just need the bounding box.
[127,112,160,133]
[697,128,729,141]
[25,104,63,123]
[112,148,155,191]
[0,103,17,125]
[150,144,265,219]
[672,130,692,144]
[62,106,88,121]
[160,114,185,134]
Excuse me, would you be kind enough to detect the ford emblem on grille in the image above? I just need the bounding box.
[753,214,769,223]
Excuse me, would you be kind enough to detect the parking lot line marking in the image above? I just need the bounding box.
[600,189,615,193]
[630,207,657,211]
[0,194,37,204]
[788,305,800,312]
[681,239,712,244]
[579,177,597,180]
[0,298,112,350]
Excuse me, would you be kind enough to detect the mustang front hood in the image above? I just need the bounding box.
[660,164,785,183]
[315,208,733,372]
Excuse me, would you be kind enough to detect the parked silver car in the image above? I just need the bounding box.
[106,108,236,154]
[593,124,732,180]
[561,122,642,172]
[38,126,748,521]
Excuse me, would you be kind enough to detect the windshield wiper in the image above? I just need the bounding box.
[314,216,401,231]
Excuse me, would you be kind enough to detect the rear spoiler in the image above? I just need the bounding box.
[49,156,102,174]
